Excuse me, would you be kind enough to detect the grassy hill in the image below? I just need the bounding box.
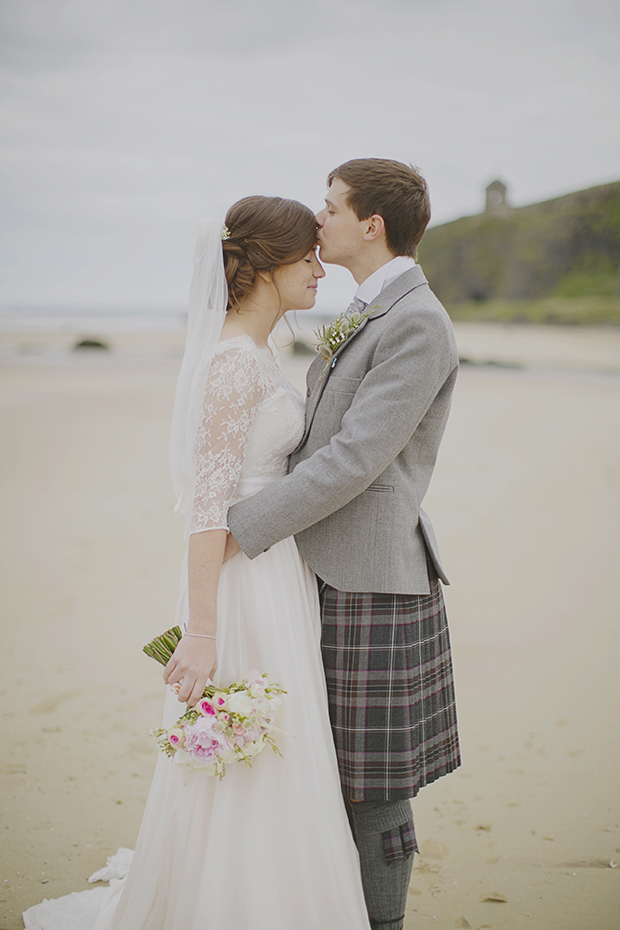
[418,181,620,323]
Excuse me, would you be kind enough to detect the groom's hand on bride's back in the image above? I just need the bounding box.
[223,532,242,562]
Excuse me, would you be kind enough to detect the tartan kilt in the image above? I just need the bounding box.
[319,575,461,800]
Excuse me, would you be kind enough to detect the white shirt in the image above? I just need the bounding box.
[355,256,417,305]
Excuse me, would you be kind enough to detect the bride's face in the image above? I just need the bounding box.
[273,250,325,314]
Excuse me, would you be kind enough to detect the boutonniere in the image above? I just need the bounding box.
[314,308,370,367]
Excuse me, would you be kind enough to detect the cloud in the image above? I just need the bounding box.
[1,0,618,306]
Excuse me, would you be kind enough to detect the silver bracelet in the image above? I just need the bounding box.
[184,632,217,640]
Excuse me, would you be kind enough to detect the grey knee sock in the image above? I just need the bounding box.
[346,799,417,930]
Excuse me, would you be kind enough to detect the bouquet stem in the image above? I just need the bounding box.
[143,626,183,667]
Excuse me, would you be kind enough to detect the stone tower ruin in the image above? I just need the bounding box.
[485,179,511,215]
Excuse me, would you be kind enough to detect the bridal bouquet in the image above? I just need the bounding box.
[143,627,285,778]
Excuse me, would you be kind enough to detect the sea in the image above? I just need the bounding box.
[0,306,189,334]
[0,305,335,360]
[3,305,619,374]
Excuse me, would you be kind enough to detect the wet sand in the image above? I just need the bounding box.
[1,326,619,929]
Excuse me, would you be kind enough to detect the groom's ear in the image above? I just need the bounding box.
[362,214,386,243]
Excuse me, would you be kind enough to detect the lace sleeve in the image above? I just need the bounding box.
[189,342,265,534]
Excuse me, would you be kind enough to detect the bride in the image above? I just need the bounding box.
[23,197,371,929]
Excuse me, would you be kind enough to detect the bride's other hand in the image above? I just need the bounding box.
[164,637,217,706]
[223,531,242,562]
[168,529,225,705]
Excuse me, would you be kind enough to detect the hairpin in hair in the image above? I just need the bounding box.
[220,225,231,241]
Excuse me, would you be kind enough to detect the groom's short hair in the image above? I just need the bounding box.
[327,158,430,259]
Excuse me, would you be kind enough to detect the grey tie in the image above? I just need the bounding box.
[346,296,367,315]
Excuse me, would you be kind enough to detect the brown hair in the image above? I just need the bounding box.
[222,196,316,310]
[327,158,431,259]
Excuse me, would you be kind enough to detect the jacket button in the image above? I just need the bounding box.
[306,389,311,397]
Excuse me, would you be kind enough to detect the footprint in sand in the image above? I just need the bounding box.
[419,838,450,859]
[29,690,82,715]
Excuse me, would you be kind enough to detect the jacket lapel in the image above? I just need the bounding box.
[296,266,429,449]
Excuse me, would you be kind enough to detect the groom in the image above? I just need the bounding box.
[228,158,460,929]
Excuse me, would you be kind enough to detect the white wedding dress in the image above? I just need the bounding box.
[23,335,370,930]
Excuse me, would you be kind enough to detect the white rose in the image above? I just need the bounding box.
[251,695,269,715]
[219,745,240,764]
[226,692,254,717]
[173,748,193,767]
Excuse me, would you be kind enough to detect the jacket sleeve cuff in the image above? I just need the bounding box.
[227,500,270,560]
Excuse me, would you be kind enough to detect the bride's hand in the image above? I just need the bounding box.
[163,636,217,707]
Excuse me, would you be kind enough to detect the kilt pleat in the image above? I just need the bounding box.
[320,577,461,800]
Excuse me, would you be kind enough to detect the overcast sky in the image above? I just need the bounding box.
[1,0,619,311]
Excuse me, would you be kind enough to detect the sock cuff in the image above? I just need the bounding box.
[347,798,413,835]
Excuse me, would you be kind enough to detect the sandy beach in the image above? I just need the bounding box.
[1,325,619,929]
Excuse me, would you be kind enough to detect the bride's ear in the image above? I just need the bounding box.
[257,269,274,285]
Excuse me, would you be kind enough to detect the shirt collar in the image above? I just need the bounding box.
[355,256,417,305]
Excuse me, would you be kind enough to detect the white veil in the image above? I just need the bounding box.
[170,218,227,529]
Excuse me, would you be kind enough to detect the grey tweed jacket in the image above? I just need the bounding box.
[227,265,458,595]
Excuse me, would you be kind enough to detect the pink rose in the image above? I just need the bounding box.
[168,727,185,748]
[197,698,216,717]
[244,670,265,687]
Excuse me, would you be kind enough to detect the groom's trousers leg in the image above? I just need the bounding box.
[345,798,416,930]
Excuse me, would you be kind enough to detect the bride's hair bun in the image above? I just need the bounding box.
[222,196,316,311]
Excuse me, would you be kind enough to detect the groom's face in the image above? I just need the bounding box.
[315,178,367,268]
